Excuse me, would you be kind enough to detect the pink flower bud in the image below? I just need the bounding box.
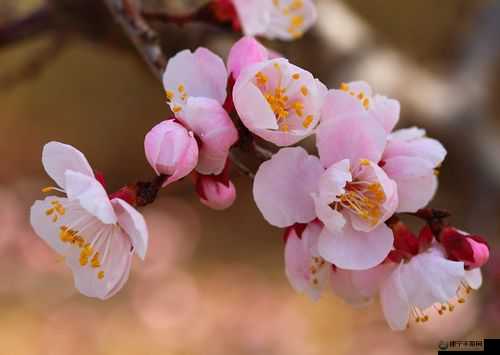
[227,36,269,79]
[441,227,490,269]
[195,173,236,210]
[144,120,199,187]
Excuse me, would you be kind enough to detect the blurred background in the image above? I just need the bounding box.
[1,0,499,354]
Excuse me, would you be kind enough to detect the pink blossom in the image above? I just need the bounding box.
[144,119,199,186]
[162,48,239,175]
[234,58,327,146]
[195,172,237,210]
[284,221,332,301]
[324,81,446,212]
[382,127,447,212]
[30,142,148,299]
[231,0,317,40]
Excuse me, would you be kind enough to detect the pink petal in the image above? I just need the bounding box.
[384,128,447,167]
[196,175,237,211]
[162,48,228,109]
[64,171,117,224]
[253,147,324,227]
[285,221,329,301]
[317,109,387,168]
[111,198,149,260]
[318,222,393,270]
[371,95,400,133]
[227,36,269,79]
[320,90,365,124]
[383,156,437,212]
[144,120,199,186]
[181,97,238,175]
[42,142,94,189]
[312,159,351,232]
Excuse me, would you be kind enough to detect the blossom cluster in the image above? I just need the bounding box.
[28,1,490,333]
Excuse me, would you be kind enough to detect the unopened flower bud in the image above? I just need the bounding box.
[195,172,236,210]
[144,120,199,186]
[441,227,490,269]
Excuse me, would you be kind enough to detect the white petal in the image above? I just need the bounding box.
[42,142,94,189]
[64,171,117,224]
[67,226,133,300]
[464,268,482,290]
[380,264,411,331]
[30,196,96,256]
[111,198,148,260]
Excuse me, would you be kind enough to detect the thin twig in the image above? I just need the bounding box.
[103,0,263,178]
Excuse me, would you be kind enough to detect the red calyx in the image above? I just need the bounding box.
[387,222,436,263]
[283,223,307,243]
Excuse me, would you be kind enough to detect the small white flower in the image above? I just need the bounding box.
[30,142,148,300]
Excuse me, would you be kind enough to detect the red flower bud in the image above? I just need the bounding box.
[440,227,490,269]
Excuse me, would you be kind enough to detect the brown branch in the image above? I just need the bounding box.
[103,0,272,181]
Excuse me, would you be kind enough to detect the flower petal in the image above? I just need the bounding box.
[318,222,393,270]
[111,198,148,260]
[42,142,94,189]
[227,36,269,79]
[383,156,437,213]
[253,147,324,227]
[465,268,482,290]
[67,226,133,300]
[371,95,400,133]
[64,171,117,224]
[380,264,411,331]
[384,127,447,167]
[317,109,387,168]
[181,97,238,175]
[163,48,228,110]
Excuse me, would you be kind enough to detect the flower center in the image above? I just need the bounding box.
[273,0,306,38]
[335,180,385,226]
[254,65,313,132]
[43,194,107,281]
[165,83,188,113]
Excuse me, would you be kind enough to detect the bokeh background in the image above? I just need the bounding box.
[1,0,499,354]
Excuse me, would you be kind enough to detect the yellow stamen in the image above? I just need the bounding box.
[340,83,349,92]
[300,85,309,96]
[98,271,105,280]
[292,73,301,80]
[165,90,174,101]
[303,115,313,128]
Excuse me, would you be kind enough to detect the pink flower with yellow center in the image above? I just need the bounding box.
[233,58,326,146]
